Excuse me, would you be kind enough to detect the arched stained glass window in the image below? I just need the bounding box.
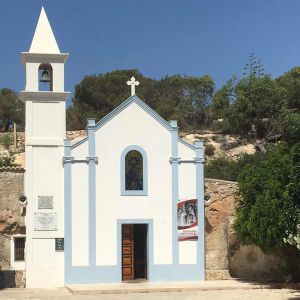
[121,145,148,196]
[125,150,143,191]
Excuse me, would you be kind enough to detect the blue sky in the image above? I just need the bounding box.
[1,0,300,99]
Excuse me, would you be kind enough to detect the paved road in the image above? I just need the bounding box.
[0,288,298,300]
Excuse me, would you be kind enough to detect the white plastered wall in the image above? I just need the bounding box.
[31,102,65,140]
[178,142,197,264]
[25,146,64,287]
[23,54,67,287]
[71,142,89,265]
[71,102,173,267]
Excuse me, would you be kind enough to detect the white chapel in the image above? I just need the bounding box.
[20,8,205,288]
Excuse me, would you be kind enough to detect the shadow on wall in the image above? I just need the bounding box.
[0,271,16,288]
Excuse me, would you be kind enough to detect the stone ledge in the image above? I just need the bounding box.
[0,166,25,173]
[205,178,238,184]
[66,280,300,295]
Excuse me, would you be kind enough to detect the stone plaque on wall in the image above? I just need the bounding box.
[34,212,58,231]
[38,196,53,209]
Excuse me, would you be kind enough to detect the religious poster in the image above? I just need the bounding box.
[177,199,198,241]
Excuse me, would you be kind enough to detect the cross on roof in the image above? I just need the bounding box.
[127,76,140,96]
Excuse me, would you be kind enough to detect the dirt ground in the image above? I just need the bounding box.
[0,288,298,300]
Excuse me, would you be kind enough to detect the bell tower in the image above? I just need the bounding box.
[20,7,70,287]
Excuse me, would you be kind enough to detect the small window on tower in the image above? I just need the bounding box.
[38,63,53,91]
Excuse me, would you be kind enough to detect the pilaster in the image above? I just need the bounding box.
[193,140,205,280]
[170,120,179,264]
[87,118,96,267]
[63,139,72,279]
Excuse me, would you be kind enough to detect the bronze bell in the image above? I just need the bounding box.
[40,69,51,83]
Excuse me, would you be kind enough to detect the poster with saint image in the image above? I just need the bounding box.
[177,199,198,241]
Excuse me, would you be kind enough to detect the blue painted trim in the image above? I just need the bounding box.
[65,266,120,284]
[170,120,179,264]
[178,137,196,151]
[65,264,203,284]
[87,119,96,267]
[150,265,203,281]
[66,217,203,284]
[66,264,203,284]
[71,127,196,153]
[94,95,173,132]
[64,118,205,284]
[64,139,73,283]
[72,96,180,150]
[71,136,88,150]
[120,145,148,196]
[194,140,205,280]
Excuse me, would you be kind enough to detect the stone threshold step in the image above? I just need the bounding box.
[65,280,300,295]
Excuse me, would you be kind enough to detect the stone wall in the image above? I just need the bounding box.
[205,178,235,280]
[0,169,25,288]
[204,178,283,281]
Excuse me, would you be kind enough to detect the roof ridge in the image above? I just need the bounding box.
[94,95,173,132]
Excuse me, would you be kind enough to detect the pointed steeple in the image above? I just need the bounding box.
[29,7,60,54]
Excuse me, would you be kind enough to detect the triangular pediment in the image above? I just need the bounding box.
[72,95,195,151]
[94,95,173,132]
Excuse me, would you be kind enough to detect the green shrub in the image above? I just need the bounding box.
[210,119,226,132]
[0,155,17,167]
[205,143,216,156]
[205,152,264,181]
[234,142,300,280]
[0,133,13,150]
[205,157,239,181]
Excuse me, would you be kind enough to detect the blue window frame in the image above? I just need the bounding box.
[121,145,148,196]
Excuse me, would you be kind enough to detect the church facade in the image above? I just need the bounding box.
[20,8,205,288]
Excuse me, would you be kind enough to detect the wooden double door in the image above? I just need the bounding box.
[122,224,148,281]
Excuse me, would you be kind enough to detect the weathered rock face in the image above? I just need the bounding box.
[0,170,25,287]
[204,178,283,282]
[66,130,87,142]
[205,179,236,279]
[0,171,25,234]
[181,132,256,160]
[0,235,11,269]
